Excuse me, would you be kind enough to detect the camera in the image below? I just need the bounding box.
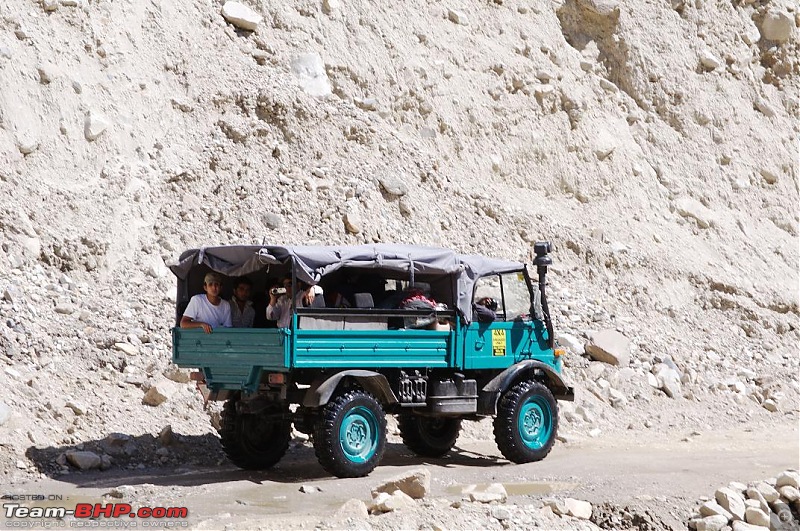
[270,287,287,296]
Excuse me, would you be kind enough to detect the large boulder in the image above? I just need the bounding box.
[372,469,430,499]
[221,1,262,31]
[585,329,630,366]
[66,451,102,470]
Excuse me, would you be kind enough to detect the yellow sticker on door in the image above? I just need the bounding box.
[492,329,507,356]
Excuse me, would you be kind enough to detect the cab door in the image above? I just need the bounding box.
[461,271,544,369]
[463,320,536,369]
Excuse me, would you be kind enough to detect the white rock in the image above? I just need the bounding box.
[731,522,769,531]
[556,333,584,355]
[66,400,87,416]
[147,259,169,278]
[762,399,778,412]
[378,175,408,197]
[543,499,568,515]
[372,469,430,499]
[744,507,770,527]
[745,487,770,513]
[464,483,507,503]
[491,506,512,520]
[335,499,369,519]
[22,236,43,254]
[776,471,800,489]
[299,485,320,493]
[84,111,110,141]
[125,371,146,386]
[114,343,139,356]
[699,50,722,69]
[17,134,39,155]
[370,490,415,513]
[221,1,263,31]
[647,372,659,388]
[700,500,732,520]
[755,98,776,118]
[607,387,627,408]
[716,487,746,521]
[42,0,59,11]
[447,9,468,25]
[291,53,331,98]
[585,329,630,366]
[696,515,730,531]
[0,402,11,426]
[54,303,76,315]
[778,485,800,502]
[760,10,794,43]
[754,482,780,502]
[674,197,715,229]
[322,0,340,15]
[593,130,617,161]
[564,498,592,519]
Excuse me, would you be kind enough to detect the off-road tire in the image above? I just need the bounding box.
[313,390,386,478]
[493,380,557,463]
[219,399,291,470]
[398,414,461,457]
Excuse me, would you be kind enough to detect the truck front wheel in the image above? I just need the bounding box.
[219,399,291,470]
[493,380,557,463]
[313,390,387,478]
[398,414,461,457]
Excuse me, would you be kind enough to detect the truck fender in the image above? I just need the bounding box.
[302,370,399,408]
[478,360,575,416]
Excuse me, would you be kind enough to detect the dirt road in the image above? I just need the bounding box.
[3,421,797,530]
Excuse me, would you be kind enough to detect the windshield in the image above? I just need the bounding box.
[474,272,532,320]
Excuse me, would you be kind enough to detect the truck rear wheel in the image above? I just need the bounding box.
[398,414,461,457]
[219,399,291,470]
[493,380,557,463]
[313,390,386,478]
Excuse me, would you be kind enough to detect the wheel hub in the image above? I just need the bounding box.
[339,406,378,463]
[345,420,368,450]
[518,398,551,450]
[523,408,543,436]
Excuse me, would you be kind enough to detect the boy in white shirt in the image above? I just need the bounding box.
[180,272,232,333]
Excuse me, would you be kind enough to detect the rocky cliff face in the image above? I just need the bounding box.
[0,0,797,483]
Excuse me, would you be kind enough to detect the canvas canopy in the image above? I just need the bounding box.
[169,244,526,321]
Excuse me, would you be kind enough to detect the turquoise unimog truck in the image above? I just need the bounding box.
[170,242,573,478]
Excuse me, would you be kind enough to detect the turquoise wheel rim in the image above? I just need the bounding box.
[339,406,379,463]
[518,395,552,449]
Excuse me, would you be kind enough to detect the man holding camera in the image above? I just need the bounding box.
[266,277,322,328]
